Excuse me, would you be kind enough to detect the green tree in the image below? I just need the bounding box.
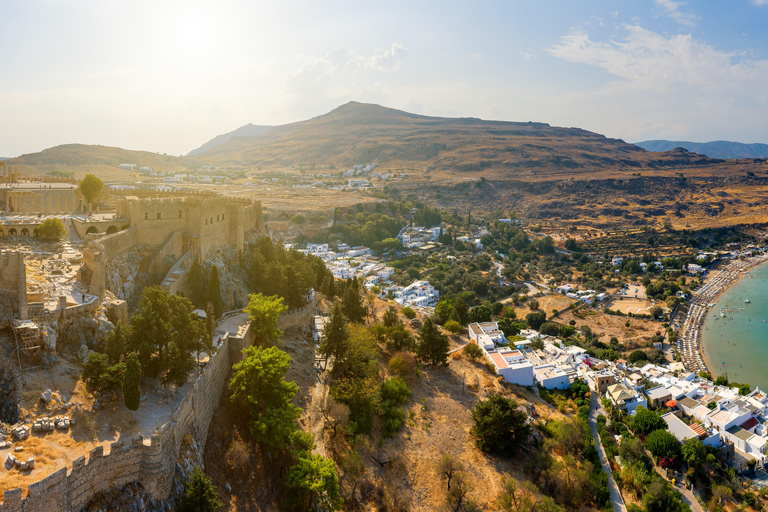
[229,346,301,451]
[416,317,450,366]
[188,258,206,308]
[341,277,366,323]
[177,466,223,512]
[78,173,104,209]
[291,214,306,225]
[126,286,207,386]
[681,438,706,469]
[463,342,483,362]
[385,324,415,353]
[123,353,141,411]
[379,377,411,436]
[105,322,130,365]
[81,353,124,395]
[318,302,350,370]
[401,306,416,319]
[471,394,531,456]
[444,320,463,334]
[468,305,492,323]
[646,429,681,460]
[205,265,223,318]
[245,293,288,346]
[525,311,547,330]
[630,406,667,436]
[287,453,343,511]
[36,218,67,240]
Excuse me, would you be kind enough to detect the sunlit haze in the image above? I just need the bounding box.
[2,0,768,156]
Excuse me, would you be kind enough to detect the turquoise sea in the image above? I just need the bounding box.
[702,261,768,391]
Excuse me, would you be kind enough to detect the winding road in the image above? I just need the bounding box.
[589,393,627,512]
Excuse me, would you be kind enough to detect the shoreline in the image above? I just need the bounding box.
[677,252,768,375]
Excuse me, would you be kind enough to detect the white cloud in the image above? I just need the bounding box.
[550,25,767,93]
[654,0,699,27]
[754,0,768,5]
[284,43,408,93]
[366,43,409,71]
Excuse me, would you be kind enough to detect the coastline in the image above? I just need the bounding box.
[677,252,768,376]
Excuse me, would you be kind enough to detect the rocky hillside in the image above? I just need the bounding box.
[187,124,273,156]
[194,102,727,177]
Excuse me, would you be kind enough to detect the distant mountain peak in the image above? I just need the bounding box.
[636,139,768,160]
[187,123,274,157]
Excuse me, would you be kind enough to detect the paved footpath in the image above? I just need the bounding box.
[589,393,627,512]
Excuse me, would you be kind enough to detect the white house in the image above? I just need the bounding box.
[612,257,624,266]
[533,364,570,389]
[486,347,534,386]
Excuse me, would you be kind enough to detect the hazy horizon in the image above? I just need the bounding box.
[2,0,768,157]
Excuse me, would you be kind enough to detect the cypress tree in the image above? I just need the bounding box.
[178,466,223,512]
[318,302,349,369]
[206,265,223,318]
[417,317,450,366]
[188,258,205,308]
[123,353,141,411]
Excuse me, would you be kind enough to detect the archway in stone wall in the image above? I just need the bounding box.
[20,228,29,236]
[106,225,118,235]
[86,226,99,235]
[8,228,16,236]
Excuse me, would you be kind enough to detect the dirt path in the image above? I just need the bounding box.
[589,393,627,512]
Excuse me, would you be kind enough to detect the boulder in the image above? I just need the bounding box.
[40,389,52,403]
[78,344,90,361]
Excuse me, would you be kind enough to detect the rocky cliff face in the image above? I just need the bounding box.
[105,245,153,309]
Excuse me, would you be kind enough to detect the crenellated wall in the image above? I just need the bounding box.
[0,319,255,512]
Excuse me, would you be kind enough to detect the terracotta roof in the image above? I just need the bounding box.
[689,423,706,437]
[740,417,759,431]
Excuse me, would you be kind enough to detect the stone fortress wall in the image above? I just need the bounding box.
[0,192,275,511]
[0,318,255,512]
[85,195,264,298]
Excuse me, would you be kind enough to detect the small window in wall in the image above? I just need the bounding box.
[179,210,182,218]
[145,213,148,220]
[210,217,213,224]
[157,212,161,219]
[205,218,208,225]
[222,213,225,220]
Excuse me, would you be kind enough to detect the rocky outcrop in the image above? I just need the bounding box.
[105,245,153,308]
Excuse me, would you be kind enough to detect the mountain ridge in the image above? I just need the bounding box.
[635,139,768,159]
[186,123,274,156]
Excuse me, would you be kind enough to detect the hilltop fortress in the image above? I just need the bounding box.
[83,194,264,299]
[0,189,275,511]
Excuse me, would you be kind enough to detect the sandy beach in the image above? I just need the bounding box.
[677,252,768,374]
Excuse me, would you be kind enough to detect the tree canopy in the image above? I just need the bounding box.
[630,406,667,436]
[416,317,450,366]
[245,293,288,346]
[126,286,211,387]
[36,218,67,240]
[229,346,302,451]
[471,394,531,456]
[122,353,141,411]
[177,466,223,512]
[78,174,104,205]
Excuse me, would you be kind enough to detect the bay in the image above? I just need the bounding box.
[702,260,768,390]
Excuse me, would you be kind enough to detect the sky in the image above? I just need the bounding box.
[2,0,768,157]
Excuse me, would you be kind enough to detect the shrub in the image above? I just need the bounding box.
[379,377,411,436]
[389,351,416,378]
[463,343,484,362]
[401,307,416,319]
[444,320,463,334]
[36,218,67,240]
